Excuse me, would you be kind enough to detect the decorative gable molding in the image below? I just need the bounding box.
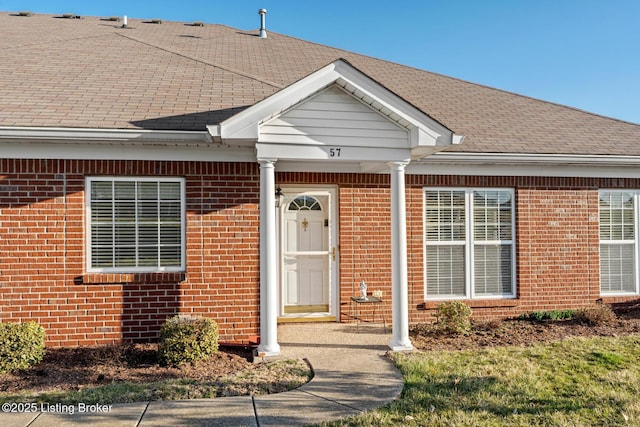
[208,59,464,161]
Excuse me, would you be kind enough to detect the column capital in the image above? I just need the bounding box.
[257,158,278,166]
[387,160,410,170]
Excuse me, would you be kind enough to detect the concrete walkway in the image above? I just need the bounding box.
[1,323,404,426]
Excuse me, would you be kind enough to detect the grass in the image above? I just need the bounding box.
[2,380,219,406]
[321,335,640,426]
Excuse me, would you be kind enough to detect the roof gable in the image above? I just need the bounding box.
[209,59,463,157]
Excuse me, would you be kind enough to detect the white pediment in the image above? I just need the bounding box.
[260,85,409,148]
[208,59,464,162]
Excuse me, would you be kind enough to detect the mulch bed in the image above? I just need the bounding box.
[0,343,255,395]
[4,306,640,397]
[410,309,640,351]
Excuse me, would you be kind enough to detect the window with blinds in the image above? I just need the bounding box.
[599,191,636,294]
[86,177,185,272]
[424,188,515,299]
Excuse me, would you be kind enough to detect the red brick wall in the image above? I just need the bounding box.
[276,172,393,322]
[408,175,640,322]
[0,160,261,347]
[515,188,600,312]
[3,161,640,347]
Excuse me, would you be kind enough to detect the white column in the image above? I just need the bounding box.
[257,159,281,356]
[388,161,413,351]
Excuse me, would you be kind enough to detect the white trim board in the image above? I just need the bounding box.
[411,153,640,178]
[0,127,211,144]
[0,141,255,162]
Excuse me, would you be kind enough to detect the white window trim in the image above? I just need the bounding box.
[85,176,186,273]
[423,187,517,300]
[599,189,639,296]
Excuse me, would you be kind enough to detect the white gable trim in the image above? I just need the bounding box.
[208,59,463,156]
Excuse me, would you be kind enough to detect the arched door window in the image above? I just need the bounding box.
[287,195,322,211]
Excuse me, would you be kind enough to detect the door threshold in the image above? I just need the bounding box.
[284,304,329,314]
[278,314,336,323]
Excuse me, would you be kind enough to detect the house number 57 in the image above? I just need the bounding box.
[329,148,342,157]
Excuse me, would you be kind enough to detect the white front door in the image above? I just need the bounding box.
[280,188,337,317]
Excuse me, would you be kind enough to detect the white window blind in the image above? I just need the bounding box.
[473,191,514,296]
[599,191,636,294]
[425,190,466,297]
[87,177,185,272]
[424,188,515,299]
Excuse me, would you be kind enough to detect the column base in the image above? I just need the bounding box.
[388,339,414,352]
[256,343,281,357]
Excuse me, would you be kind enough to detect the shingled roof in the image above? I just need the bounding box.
[1,12,639,155]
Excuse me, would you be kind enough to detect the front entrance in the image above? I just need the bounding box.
[279,187,338,319]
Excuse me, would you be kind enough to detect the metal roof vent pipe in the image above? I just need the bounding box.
[258,9,267,38]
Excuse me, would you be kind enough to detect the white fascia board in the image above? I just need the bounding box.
[410,152,640,178]
[0,126,212,145]
[0,127,256,162]
[422,152,640,166]
[0,141,255,162]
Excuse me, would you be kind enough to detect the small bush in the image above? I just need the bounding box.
[519,309,575,322]
[158,315,219,366]
[435,301,472,335]
[575,305,617,326]
[0,321,46,373]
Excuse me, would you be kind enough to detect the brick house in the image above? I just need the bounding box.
[1,13,640,354]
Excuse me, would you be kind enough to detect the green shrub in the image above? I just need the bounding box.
[158,315,219,366]
[575,305,617,326]
[519,309,575,322]
[0,321,46,373]
[435,301,472,335]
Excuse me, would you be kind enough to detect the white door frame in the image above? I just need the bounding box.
[277,185,339,320]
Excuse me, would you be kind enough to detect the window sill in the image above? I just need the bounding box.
[77,272,186,285]
[419,298,519,310]
[599,295,640,304]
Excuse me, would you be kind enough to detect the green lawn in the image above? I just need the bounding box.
[322,335,640,426]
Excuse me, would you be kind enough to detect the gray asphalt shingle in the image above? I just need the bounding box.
[1,12,638,155]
